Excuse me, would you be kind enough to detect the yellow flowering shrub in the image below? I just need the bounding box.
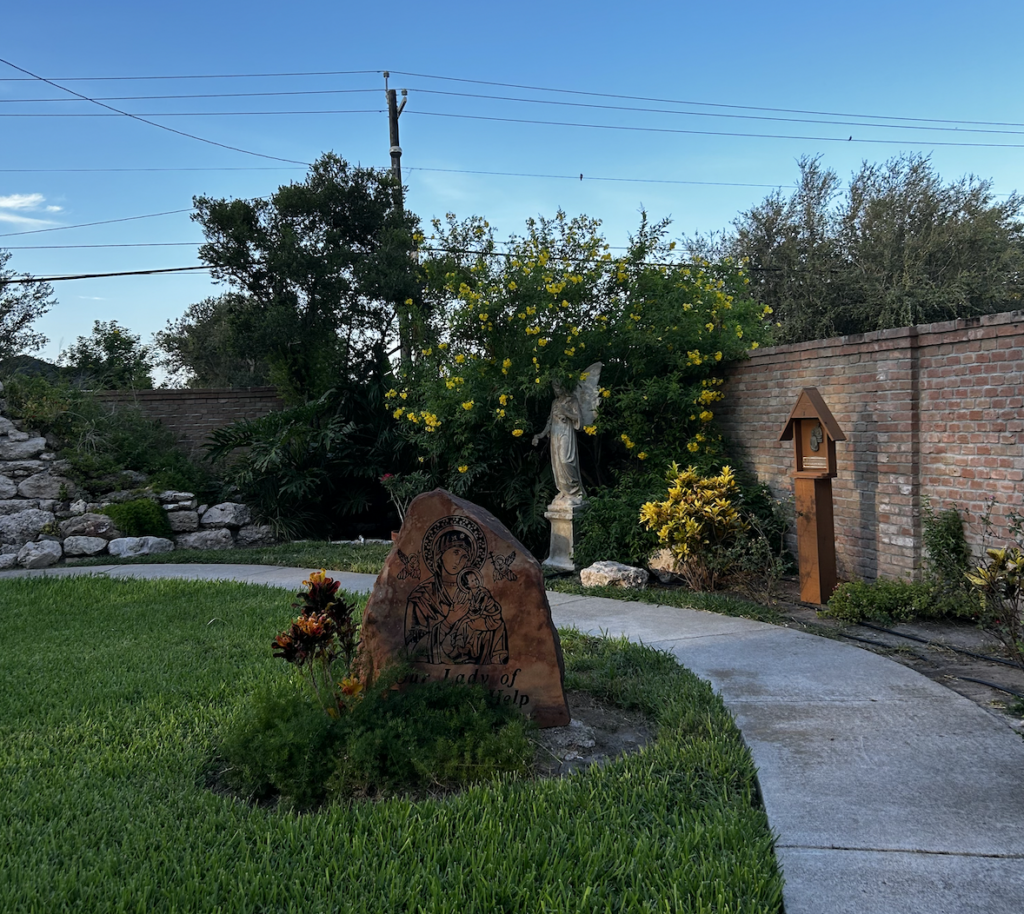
[390,210,770,547]
[639,464,748,591]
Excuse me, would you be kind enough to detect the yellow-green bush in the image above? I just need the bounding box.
[639,464,747,591]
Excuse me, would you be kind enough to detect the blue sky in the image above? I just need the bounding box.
[3,0,1023,370]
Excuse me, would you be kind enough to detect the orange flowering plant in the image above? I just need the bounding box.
[272,570,362,717]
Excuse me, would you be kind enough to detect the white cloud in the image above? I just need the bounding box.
[0,192,62,228]
[0,193,46,210]
[77,296,106,301]
[0,211,55,228]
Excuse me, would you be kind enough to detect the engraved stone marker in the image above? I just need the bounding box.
[358,489,571,727]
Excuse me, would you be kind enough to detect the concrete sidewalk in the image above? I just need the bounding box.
[10,563,1024,913]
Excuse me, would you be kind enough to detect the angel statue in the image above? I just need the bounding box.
[532,362,603,505]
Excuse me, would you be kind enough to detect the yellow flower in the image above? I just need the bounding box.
[583,425,597,436]
[638,452,648,460]
[393,408,405,419]
[687,441,700,453]
[404,298,413,305]
[399,392,408,400]
[751,341,759,349]
[421,347,433,356]
[458,465,468,473]
[462,400,474,411]
[714,351,723,361]
[455,354,466,364]
[438,342,448,350]
[538,338,548,347]
[502,358,512,369]
[499,394,510,406]
[512,429,524,437]
[496,408,506,418]
[479,313,488,321]
[385,389,397,399]
[508,281,517,290]
[303,568,328,588]
[700,410,713,422]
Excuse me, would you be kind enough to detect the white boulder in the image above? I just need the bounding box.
[580,560,649,590]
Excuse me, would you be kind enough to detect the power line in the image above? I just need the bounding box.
[390,69,1024,131]
[0,208,194,238]
[4,265,211,283]
[3,242,201,250]
[409,166,797,189]
[0,88,381,103]
[3,65,1017,131]
[0,57,310,166]
[0,69,382,82]
[408,109,1024,150]
[0,109,381,118]
[410,88,1024,138]
[0,167,303,173]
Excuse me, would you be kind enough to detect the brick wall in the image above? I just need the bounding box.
[716,311,1024,582]
[95,387,286,457]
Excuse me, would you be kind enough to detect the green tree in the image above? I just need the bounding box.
[155,293,273,388]
[59,320,154,390]
[192,152,421,402]
[397,211,771,547]
[0,249,55,361]
[724,154,1024,342]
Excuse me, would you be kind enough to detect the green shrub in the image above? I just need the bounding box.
[966,547,1024,669]
[99,498,173,538]
[823,579,975,623]
[574,474,663,567]
[922,499,972,593]
[218,673,532,809]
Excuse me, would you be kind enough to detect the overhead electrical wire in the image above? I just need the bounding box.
[3,265,211,283]
[3,65,1020,131]
[0,56,309,165]
[407,110,1024,150]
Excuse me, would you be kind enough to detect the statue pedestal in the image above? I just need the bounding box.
[542,497,585,572]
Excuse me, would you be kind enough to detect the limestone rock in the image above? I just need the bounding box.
[7,429,29,442]
[0,552,18,570]
[108,536,175,558]
[359,488,570,728]
[0,499,40,516]
[1,460,48,477]
[167,510,199,533]
[0,437,48,460]
[0,475,16,499]
[62,535,109,557]
[17,473,77,500]
[200,502,251,528]
[59,513,119,540]
[0,416,14,434]
[580,561,649,590]
[236,523,276,547]
[69,499,88,516]
[159,491,197,509]
[17,539,63,569]
[0,509,55,545]
[648,548,684,584]
[175,528,234,550]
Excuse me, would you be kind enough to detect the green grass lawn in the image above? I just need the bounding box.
[0,576,782,914]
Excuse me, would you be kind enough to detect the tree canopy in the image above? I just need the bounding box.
[190,152,421,401]
[0,249,55,363]
[59,320,155,390]
[717,154,1024,343]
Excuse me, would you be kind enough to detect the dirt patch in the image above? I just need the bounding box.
[533,690,655,777]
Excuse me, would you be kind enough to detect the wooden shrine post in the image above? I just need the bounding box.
[778,389,846,604]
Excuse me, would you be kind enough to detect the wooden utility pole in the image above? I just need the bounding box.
[383,71,407,196]
[383,72,412,365]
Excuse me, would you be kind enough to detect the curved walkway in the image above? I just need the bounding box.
[12,563,1024,914]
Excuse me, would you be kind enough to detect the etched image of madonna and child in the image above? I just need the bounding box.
[404,518,509,666]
